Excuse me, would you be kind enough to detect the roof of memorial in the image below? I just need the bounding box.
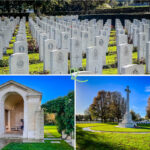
[0,80,42,96]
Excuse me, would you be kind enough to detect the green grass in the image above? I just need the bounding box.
[78,123,150,132]
[44,125,61,138]
[2,140,73,150]
[76,124,150,150]
[2,125,72,150]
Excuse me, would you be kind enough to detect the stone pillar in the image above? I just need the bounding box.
[125,86,131,114]
[23,99,28,138]
[8,110,11,131]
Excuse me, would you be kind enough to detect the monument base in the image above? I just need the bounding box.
[119,123,135,128]
[119,112,136,128]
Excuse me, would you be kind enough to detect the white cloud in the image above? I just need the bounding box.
[145,86,150,92]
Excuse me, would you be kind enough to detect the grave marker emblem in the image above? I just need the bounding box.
[19,46,25,52]
[17,60,24,68]
[99,39,104,46]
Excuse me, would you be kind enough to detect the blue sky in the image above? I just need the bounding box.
[76,76,150,117]
[0,76,74,104]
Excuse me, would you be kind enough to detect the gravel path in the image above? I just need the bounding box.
[83,127,150,134]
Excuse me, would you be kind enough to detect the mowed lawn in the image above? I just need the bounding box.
[76,123,150,150]
[44,125,61,138]
[2,141,73,150]
[78,123,150,132]
[2,125,73,150]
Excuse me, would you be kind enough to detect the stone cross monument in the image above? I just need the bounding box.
[119,86,135,128]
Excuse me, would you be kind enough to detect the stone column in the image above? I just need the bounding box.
[125,86,131,114]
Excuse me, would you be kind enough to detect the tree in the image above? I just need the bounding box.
[42,91,74,138]
[130,110,141,121]
[44,112,56,125]
[146,97,150,119]
[89,91,126,122]
[84,108,92,121]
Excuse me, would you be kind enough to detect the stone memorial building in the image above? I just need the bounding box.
[0,80,44,139]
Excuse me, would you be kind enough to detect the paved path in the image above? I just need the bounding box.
[83,127,150,134]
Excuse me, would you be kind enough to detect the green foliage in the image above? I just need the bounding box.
[42,91,74,136]
[130,110,141,121]
[146,97,150,119]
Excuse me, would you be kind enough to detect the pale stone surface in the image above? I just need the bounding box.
[70,38,82,69]
[121,64,145,74]
[50,50,68,74]
[138,32,146,60]
[0,80,44,140]
[118,44,133,74]
[43,39,56,71]
[119,86,135,128]
[9,53,29,74]
[146,42,150,73]
[86,46,102,74]
[0,37,3,60]
[39,33,48,61]
[13,41,28,53]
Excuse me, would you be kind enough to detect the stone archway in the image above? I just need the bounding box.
[4,92,24,136]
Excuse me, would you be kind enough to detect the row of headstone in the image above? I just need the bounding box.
[29,16,111,74]
[9,17,29,74]
[117,18,150,74]
[0,16,19,59]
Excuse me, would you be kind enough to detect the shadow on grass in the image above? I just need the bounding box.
[76,127,125,150]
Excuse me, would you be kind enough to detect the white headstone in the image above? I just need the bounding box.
[9,53,29,74]
[43,39,56,71]
[121,64,145,74]
[50,50,68,74]
[13,41,28,53]
[70,38,82,69]
[118,44,133,74]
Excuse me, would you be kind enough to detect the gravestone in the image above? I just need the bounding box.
[13,41,28,53]
[70,38,82,69]
[146,42,150,73]
[9,53,29,74]
[60,32,70,51]
[133,28,139,47]
[0,37,3,60]
[39,33,48,61]
[121,64,145,74]
[86,46,102,74]
[81,31,89,53]
[138,32,146,60]
[116,34,128,46]
[118,44,133,74]
[16,34,27,42]
[50,50,68,74]
[43,39,56,71]
[95,36,104,67]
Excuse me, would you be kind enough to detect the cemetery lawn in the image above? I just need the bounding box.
[44,125,61,138]
[77,123,150,132]
[2,141,73,150]
[2,125,73,150]
[76,124,150,150]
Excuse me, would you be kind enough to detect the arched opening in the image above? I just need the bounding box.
[4,92,24,135]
